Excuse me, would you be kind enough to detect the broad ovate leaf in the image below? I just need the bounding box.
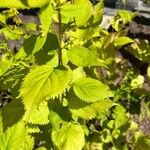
[21,65,70,116]
[0,0,49,8]
[68,46,105,67]
[39,3,53,36]
[52,123,85,150]
[73,78,113,102]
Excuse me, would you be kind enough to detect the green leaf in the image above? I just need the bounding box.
[74,0,92,26]
[0,0,49,8]
[21,65,70,118]
[114,37,134,47]
[0,14,6,24]
[52,123,85,150]
[0,61,12,76]
[131,75,144,89]
[92,0,104,25]
[71,67,86,83]
[127,40,150,63]
[1,99,25,131]
[0,64,29,96]
[24,101,49,124]
[73,78,113,102]
[68,46,105,67]
[61,0,92,26]
[118,10,136,24]
[39,3,53,36]
[35,33,59,65]
[19,135,34,150]
[16,34,47,59]
[135,135,150,150]
[0,27,23,40]
[0,122,27,150]
[48,99,71,130]
[67,90,112,119]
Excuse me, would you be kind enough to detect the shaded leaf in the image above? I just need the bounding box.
[67,90,112,119]
[0,64,29,96]
[48,99,71,130]
[16,34,47,59]
[1,99,25,132]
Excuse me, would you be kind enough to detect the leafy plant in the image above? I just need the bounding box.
[0,0,150,149]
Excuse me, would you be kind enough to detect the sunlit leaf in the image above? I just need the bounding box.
[52,123,85,150]
[73,77,113,102]
[21,65,70,118]
[114,36,134,47]
[39,3,53,36]
[68,46,105,67]
[0,122,27,150]
[0,0,49,8]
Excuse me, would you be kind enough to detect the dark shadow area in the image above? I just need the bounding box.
[1,99,25,132]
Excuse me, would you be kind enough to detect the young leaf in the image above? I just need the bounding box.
[73,78,113,102]
[24,101,49,125]
[118,10,136,24]
[114,36,134,47]
[21,65,70,116]
[0,122,27,150]
[68,46,105,67]
[0,27,23,40]
[92,0,104,25]
[0,0,49,8]
[52,123,85,150]
[39,3,53,36]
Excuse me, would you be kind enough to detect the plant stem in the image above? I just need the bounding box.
[57,1,63,65]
